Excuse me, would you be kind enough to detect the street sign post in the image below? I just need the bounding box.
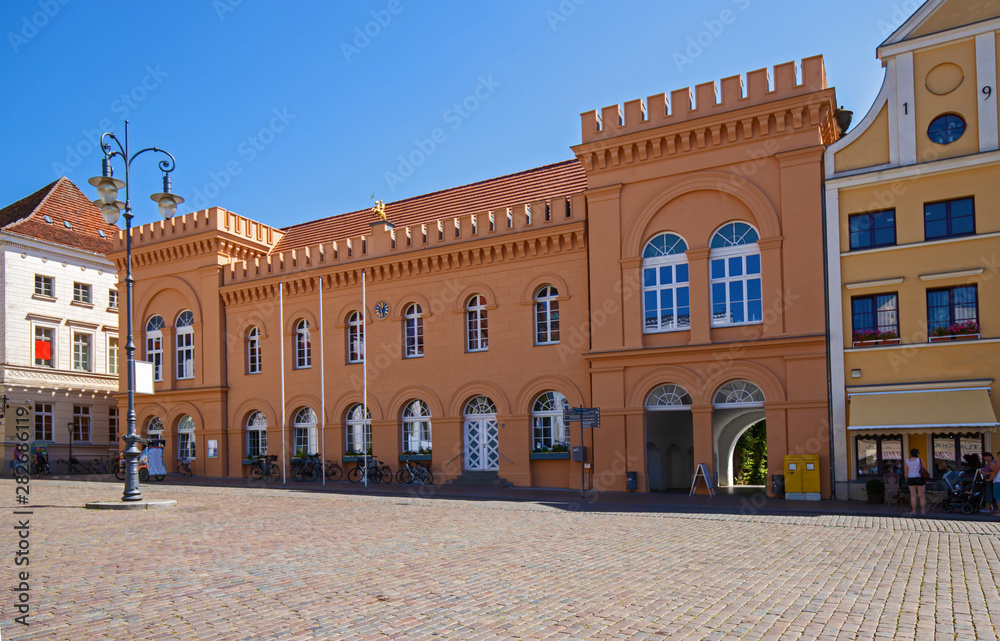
[563,406,600,499]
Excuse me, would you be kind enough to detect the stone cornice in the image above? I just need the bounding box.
[0,364,118,391]
[112,234,268,273]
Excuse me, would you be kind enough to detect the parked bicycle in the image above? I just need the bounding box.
[347,457,392,484]
[324,459,344,481]
[291,454,322,482]
[396,460,433,485]
[91,456,114,475]
[249,454,280,481]
[176,457,194,477]
[56,457,92,474]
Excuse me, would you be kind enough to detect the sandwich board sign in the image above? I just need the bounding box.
[689,463,716,497]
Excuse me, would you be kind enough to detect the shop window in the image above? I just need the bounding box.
[855,434,902,477]
[932,433,985,478]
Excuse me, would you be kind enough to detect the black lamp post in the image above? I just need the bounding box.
[89,121,183,502]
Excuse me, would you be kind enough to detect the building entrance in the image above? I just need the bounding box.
[464,396,499,471]
[644,384,695,491]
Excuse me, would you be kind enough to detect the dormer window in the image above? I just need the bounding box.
[63,220,72,229]
[43,215,52,224]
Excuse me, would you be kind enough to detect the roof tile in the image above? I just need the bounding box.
[0,178,119,255]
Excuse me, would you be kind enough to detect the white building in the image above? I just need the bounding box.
[0,177,122,469]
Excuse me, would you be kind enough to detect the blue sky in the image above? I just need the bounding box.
[1,0,920,230]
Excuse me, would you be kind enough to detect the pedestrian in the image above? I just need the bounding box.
[905,448,927,515]
[982,453,997,514]
[993,452,1000,518]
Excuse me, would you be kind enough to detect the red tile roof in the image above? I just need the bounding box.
[0,178,119,255]
[275,159,586,252]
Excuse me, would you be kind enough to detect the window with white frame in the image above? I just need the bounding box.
[107,336,119,375]
[347,312,364,363]
[146,416,164,442]
[146,315,165,382]
[175,310,194,380]
[404,304,424,358]
[109,289,119,310]
[710,222,762,327]
[713,380,765,406]
[646,384,693,409]
[642,233,690,332]
[34,325,55,367]
[532,392,569,451]
[247,326,262,374]
[246,411,268,458]
[34,403,53,441]
[402,400,432,453]
[535,286,560,344]
[177,415,196,460]
[345,404,372,454]
[295,319,311,369]
[109,407,119,443]
[72,406,91,442]
[73,282,92,304]
[34,275,54,298]
[466,295,488,352]
[72,332,92,372]
[293,407,318,455]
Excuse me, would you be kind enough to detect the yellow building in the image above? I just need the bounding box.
[825,0,1000,499]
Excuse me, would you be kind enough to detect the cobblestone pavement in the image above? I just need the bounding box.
[2,480,1000,640]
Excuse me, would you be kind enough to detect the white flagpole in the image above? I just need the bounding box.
[319,275,326,487]
[362,268,368,489]
[279,282,286,485]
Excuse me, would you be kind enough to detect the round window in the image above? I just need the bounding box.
[927,114,966,144]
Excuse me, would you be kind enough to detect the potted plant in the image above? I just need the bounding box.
[852,329,900,347]
[530,442,571,460]
[865,478,886,504]
[929,320,980,342]
[399,448,432,462]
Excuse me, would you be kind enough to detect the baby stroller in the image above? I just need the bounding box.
[942,469,988,514]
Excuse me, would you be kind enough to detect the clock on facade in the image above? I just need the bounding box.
[374,301,390,319]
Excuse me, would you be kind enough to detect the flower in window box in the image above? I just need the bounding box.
[550,443,570,453]
[852,329,900,346]
[417,447,431,455]
[930,321,980,340]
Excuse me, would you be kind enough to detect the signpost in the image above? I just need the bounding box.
[562,406,600,499]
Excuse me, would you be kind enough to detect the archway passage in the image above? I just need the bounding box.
[645,384,694,491]
[730,419,767,486]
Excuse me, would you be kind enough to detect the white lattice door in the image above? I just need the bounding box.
[464,417,499,471]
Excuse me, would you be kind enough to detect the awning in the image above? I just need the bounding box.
[848,388,1000,431]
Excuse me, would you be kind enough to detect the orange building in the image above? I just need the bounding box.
[108,57,839,495]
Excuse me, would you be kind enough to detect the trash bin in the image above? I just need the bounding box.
[771,473,785,497]
[625,471,637,491]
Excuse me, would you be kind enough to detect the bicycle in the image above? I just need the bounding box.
[176,458,194,477]
[249,455,280,481]
[325,459,344,481]
[396,460,433,485]
[347,457,392,484]
[56,457,92,474]
[91,456,114,475]
[291,454,322,482]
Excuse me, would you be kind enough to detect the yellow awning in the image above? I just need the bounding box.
[848,388,1000,431]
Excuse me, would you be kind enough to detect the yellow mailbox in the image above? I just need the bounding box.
[785,454,821,500]
[784,455,803,495]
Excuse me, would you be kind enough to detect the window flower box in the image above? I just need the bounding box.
[241,459,256,466]
[530,452,570,460]
[852,338,901,348]
[928,333,980,343]
[399,454,432,462]
[342,455,363,463]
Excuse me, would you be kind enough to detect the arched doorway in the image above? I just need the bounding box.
[712,380,766,487]
[645,384,693,490]
[729,419,767,486]
[464,396,498,471]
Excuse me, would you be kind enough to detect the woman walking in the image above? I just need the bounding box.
[905,448,927,515]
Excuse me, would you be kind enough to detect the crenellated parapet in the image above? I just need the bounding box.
[221,192,588,292]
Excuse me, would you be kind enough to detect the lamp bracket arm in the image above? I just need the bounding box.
[128,146,177,174]
[100,132,126,165]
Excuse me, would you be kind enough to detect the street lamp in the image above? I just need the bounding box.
[89,121,183,502]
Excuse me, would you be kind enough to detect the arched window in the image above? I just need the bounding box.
[145,315,164,382]
[402,400,432,453]
[642,233,690,333]
[535,286,560,345]
[345,404,371,454]
[466,295,488,352]
[465,395,497,416]
[645,384,693,409]
[177,415,196,460]
[293,407,318,455]
[713,380,765,406]
[247,326,262,374]
[146,416,164,442]
[532,391,569,451]
[347,312,364,364]
[710,222,762,327]
[404,304,423,358]
[246,411,268,458]
[295,319,311,369]
[175,310,194,380]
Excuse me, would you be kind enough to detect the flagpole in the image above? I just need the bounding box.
[279,282,286,485]
[362,268,368,490]
[319,275,326,487]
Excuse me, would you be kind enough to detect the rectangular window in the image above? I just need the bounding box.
[931,433,984,478]
[176,330,194,379]
[73,406,91,442]
[147,334,163,382]
[927,285,978,335]
[293,428,318,455]
[855,434,902,477]
[248,428,267,458]
[643,263,690,333]
[109,289,118,310]
[848,210,896,250]
[710,252,762,327]
[34,403,53,441]
[73,332,92,372]
[850,293,899,341]
[108,336,119,375]
[73,282,92,304]
[34,326,54,367]
[109,407,119,443]
[924,197,975,240]
[34,275,54,298]
[402,420,432,453]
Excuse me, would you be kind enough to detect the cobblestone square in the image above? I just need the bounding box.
[2,479,1000,640]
